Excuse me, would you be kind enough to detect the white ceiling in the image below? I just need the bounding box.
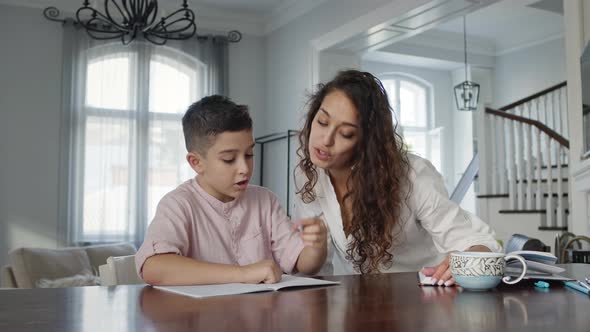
[351,0,564,71]
[0,0,290,16]
[186,0,289,16]
[0,0,326,34]
[431,0,563,53]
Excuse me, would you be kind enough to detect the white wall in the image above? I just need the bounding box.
[228,34,267,186]
[228,34,267,138]
[492,38,566,108]
[0,4,64,268]
[361,59,456,190]
[0,4,267,268]
[566,0,590,236]
[319,50,360,83]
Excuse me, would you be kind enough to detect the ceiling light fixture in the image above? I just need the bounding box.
[454,15,480,111]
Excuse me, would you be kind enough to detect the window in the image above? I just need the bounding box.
[381,74,442,172]
[77,45,202,242]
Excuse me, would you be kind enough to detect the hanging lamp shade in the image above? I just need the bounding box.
[454,80,480,111]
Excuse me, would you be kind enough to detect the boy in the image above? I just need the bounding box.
[135,95,327,285]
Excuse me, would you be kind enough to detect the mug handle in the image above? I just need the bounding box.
[502,254,527,284]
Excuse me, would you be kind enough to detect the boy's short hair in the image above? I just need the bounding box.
[182,95,252,153]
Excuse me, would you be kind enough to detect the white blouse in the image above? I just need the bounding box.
[293,154,502,275]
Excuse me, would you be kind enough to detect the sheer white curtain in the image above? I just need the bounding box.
[58,24,229,246]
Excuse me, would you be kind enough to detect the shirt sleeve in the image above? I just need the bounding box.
[135,194,191,278]
[409,158,502,254]
[267,191,305,274]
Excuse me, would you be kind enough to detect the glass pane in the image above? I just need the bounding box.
[403,130,427,159]
[147,119,193,221]
[382,80,399,126]
[86,55,130,110]
[400,80,427,127]
[149,56,198,114]
[83,116,135,236]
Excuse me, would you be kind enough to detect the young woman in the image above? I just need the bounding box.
[294,70,500,286]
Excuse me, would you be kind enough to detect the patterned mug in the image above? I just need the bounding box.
[450,252,528,291]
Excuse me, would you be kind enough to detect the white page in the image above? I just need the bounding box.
[267,275,340,290]
[154,275,339,299]
[504,270,575,281]
[154,283,272,299]
[506,260,565,274]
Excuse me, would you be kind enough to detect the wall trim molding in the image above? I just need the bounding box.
[572,158,590,192]
[495,33,564,56]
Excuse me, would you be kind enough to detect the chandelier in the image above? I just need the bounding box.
[74,0,197,45]
[454,15,480,111]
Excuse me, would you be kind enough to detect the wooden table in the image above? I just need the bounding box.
[1,264,589,332]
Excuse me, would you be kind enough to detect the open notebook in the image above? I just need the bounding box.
[154,275,340,299]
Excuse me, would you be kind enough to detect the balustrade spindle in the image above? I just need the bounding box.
[507,119,517,209]
[545,138,555,227]
[516,121,525,210]
[526,123,534,209]
[556,145,564,228]
[535,126,542,211]
[491,115,498,194]
[499,117,507,194]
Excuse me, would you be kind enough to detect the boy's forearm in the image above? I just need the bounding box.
[295,247,327,275]
[141,254,245,285]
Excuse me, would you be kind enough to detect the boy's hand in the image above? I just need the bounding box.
[295,217,327,250]
[241,259,282,284]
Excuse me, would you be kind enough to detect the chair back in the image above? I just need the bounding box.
[99,255,143,286]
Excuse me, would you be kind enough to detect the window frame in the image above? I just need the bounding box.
[380,72,440,167]
[75,44,204,243]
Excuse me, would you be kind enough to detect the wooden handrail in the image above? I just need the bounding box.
[499,81,567,111]
[486,107,570,149]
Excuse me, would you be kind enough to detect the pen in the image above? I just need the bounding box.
[564,281,590,295]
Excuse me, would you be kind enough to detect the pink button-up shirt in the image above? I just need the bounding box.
[135,178,305,277]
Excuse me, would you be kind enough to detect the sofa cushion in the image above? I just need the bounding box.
[85,243,136,269]
[8,248,93,288]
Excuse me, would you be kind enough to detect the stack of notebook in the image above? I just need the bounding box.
[505,250,572,280]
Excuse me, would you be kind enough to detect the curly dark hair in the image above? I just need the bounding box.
[296,70,411,274]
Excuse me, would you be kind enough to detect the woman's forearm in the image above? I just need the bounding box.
[295,246,327,275]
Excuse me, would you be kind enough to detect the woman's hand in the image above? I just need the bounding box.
[293,216,328,275]
[421,245,491,286]
[295,216,327,250]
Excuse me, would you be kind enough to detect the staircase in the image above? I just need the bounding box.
[477,82,569,248]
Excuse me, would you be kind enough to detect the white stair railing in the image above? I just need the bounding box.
[501,83,568,140]
[485,108,570,230]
